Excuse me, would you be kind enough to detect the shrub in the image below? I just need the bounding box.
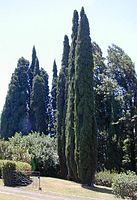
[95,170,116,187]
[112,171,137,199]
[0,160,31,178]
[15,161,31,171]
[2,160,32,186]
[2,161,16,186]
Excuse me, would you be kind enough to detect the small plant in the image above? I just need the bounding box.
[112,171,137,199]
[95,170,116,187]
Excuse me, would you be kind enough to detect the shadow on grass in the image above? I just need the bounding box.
[81,184,113,195]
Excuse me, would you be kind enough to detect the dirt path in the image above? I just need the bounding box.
[0,185,102,200]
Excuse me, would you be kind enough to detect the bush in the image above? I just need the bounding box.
[15,161,31,171]
[0,160,31,178]
[95,170,116,187]
[2,160,32,186]
[2,161,16,186]
[112,171,137,199]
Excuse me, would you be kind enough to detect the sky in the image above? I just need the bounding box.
[0,0,137,112]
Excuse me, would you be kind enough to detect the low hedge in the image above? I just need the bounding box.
[2,161,32,186]
[2,162,16,186]
[0,160,31,178]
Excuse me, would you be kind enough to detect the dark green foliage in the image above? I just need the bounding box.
[1,58,30,138]
[2,161,16,186]
[30,75,48,134]
[40,68,49,134]
[61,35,70,69]
[74,8,97,185]
[33,57,40,76]
[65,10,79,181]
[57,35,70,179]
[93,42,109,170]
[50,60,58,136]
[107,45,137,172]
[29,46,37,89]
[51,60,58,111]
[93,42,137,173]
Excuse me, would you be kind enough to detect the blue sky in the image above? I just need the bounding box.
[0,0,137,111]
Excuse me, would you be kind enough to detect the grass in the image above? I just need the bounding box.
[0,193,32,200]
[26,177,124,200]
[0,177,125,200]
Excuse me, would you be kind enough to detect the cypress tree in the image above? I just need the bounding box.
[74,7,97,185]
[51,60,58,112]
[65,10,79,181]
[50,60,58,136]
[40,68,49,135]
[29,46,37,89]
[1,57,30,138]
[33,57,40,76]
[57,35,70,178]
[30,73,48,134]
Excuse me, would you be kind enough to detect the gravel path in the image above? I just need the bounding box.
[0,185,103,200]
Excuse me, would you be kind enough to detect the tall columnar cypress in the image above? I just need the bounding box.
[40,68,49,135]
[51,60,58,112]
[30,73,48,134]
[29,52,40,132]
[50,60,58,136]
[29,46,37,89]
[65,10,79,181]
[1,58,30,138]
[33,57,40,76]
[74,7,97,185]
[57,35,70,178]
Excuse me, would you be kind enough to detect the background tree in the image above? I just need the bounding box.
[1,58,30,139]
[74,7,97,185]
[57,35,70,179]
[107,44,137,172]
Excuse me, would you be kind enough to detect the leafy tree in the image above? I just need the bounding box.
[93,42,109,170]
[1,57,30,138]
[57,35,70,179]
[74,7,97,185]
[65,10,79,181]
[107,44,137,172]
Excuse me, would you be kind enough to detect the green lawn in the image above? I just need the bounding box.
[0,177,125,200]
[0,194,32,200]
[25,177,124,200]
